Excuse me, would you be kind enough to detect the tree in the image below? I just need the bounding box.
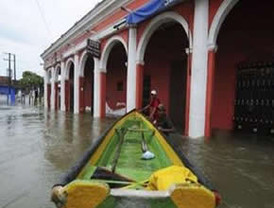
[19,71,44,104]
[19,71,43,89]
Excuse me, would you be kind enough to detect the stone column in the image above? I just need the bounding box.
[189,0,209,138]
[60,61,66,111]
[74,53,80,114]
[127,26,137,112]
[93,58,101,117]
[50,67,55,111]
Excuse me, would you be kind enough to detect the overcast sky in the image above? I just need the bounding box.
[0,0,102,79]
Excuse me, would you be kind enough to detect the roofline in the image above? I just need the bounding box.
[41,0,132,59]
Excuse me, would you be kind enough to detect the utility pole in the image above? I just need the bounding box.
[13,54,16,82]
[3,53,12,104]
[3,52,16,104]
[3,52,16,80]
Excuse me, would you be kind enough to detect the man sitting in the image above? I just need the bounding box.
[156,104,175,135]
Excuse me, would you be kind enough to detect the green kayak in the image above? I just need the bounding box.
[51,110,221,208]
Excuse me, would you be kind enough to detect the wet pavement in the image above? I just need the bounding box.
[0,105,273,208]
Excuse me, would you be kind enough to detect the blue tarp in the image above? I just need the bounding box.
[126,0,184,25]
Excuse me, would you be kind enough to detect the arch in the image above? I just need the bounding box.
[100,36,128,71]
[79,51,95,77]
[136,11,192,63]
[208,0,239,47]
[65,58,75,80]
[53,64,61,82]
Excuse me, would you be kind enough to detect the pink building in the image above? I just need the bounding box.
[41,0,274,138]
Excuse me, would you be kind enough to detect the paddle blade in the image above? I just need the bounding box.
[58,180,109,208]
[170,183,216,208]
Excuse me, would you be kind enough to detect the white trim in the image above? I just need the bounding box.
[188,0,209,138]
[100,35,128,71]
[208,0,239,47]
[79,51,95,77]
[62,19,127,60]
[207,44,218,52]
[136,60,145,66]
[65,58,75,80]
[53,64,61,82]
[136,11,192,63]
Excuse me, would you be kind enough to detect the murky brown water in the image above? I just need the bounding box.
[0,106,273,208]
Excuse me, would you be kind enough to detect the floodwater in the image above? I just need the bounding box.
[0,105,273,208]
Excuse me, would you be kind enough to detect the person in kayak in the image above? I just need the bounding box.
[140,89,161,122]
[156,104,175,135]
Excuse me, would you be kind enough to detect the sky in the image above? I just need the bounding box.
[0,0,102,79]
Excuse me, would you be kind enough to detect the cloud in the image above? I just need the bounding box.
[0,0,102,78]
[0,23,32,44]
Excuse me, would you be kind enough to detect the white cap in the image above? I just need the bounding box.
[151,90,157,95]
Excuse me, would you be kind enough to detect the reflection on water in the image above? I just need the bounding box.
[174,131,274,208]
[0,106,273,208]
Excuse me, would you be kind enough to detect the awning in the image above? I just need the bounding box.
[126,0,185,25]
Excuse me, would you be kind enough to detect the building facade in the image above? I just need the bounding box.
[41,0,274,138]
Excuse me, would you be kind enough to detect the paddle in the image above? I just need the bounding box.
[141,131,155,160]
[141,132,148,153]
[111,128,127,173]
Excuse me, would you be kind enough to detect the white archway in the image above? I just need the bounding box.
[208,0,239,47]
[53,64,61,82]
[100,36,128,71]
[65,58,75,80]
[136,11,192,63]
[79,51,95,77]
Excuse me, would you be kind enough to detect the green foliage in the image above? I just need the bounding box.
[19,71,43,88]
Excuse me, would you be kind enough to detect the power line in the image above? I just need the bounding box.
[34,0,53,37]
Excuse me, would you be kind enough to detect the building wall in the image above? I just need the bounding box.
[43,0,274,137]
[212,0,274,130]
[209,0,224,27]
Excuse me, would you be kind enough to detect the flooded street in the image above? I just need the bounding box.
[0,106,274,208]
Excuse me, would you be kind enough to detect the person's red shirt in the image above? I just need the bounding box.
[149,97,160,121]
